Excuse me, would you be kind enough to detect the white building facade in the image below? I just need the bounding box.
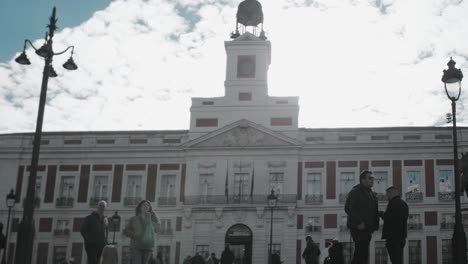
[0,1,467,264]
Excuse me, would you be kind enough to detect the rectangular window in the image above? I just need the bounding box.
[406,171,421,193]
[196,245,210,256]
[53,246,67,264]
[306,217,321,232]
[234,173,250,197]
[441,213,455,229]
[93,176,109,199]
[238,92,252,101]
[55,219,70,234]
[269,172,284,195]
[157,246,171,264]
[268,243,281,255]
[36,176,42,197]
[408,240,422,264]
[160,175,176,198]
[126,175,142,198]
[408,214,421,230]
[163,138,181,144]
[237,55,256,78]
[438,170,453,192]
[340,172,355,194]
[375,241,388,264]
[59,176,75,198]
[270,117,292,126]
[202,101,214,105]
[373,171,388,194]
[196,118,218,127]
[160,219,173,235]
[442,239,452,264]
[306,173,321,195]
[199,173,214,197]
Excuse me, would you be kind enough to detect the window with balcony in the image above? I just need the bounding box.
[408,240,422,264]
[159,175,176,206]
[91,175,109,206]
[199,173,214,203]
[53,246,67,264]
[57,176,75,207]
[441,214,455,230]
[234,172,250,202]
[405,171,423,202]
[339,172,355,203]
[375,241,388,264]
[373,171,388,202]
[269,172,284,195]
[125,175,142,206]
[159,219,173,235]
[54,219,70,236]
[438,170,454,201]
[442,239,452,264]
[306,217,321,233]
[408,214,422,230]
[306,172,322,204]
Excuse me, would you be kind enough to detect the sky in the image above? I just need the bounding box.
[0,0,467,134]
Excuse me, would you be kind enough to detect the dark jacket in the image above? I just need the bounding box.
[328,243,344,264]
[381,196,409,240]
[80,212,107,246]
[344,184,379,232]
[302,241,320,264]
[220,248,235,264]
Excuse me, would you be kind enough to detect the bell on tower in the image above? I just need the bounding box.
[231,0,266,40]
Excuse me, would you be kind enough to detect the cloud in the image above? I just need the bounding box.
[0,0,468,133]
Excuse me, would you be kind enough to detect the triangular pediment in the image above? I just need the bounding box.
[184,119,300,148]
[233,32,262,41]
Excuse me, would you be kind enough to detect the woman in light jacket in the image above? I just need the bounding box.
[123,200,160,264]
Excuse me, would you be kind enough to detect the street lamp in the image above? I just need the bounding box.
[13,7,77,264]
[111,211,121,245]
[267,190,278,264]
[441,57,466,264]
[1,189,16,264]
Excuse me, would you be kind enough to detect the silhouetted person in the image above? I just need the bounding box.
[344,170,379,264]
[328,239,344,264]
[221,244,235,264]
[80,200,108,264]
[191,252,205,264]
[380,186,409,264]
[302,236,320,264]
[0,223,6,259]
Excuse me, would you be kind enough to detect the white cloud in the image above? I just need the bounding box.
[0,0,467,133]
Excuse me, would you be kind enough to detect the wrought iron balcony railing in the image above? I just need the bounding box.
[305,194,323,205]
[183,194,297,206]
[407,223,423,231]
[405,192,423,203]
[55,197,74,207]
[305,225,321,233]
[441,222,455,230]
[53,228,70,236]
[438,192,454,202]
[339,193,348,203]
[123,197,143,207]
[89,197,108,207]
[158,197,177,207]
[23,197,41,208]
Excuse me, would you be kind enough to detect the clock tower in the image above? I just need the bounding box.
[189,0,299,139]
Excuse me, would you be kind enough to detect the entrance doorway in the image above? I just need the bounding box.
[225,224,253,264]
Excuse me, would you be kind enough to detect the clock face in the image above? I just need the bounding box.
[237,55,256,78]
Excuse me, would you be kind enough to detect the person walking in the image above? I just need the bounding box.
[379,186,409,264]
[344,170,379,264]
[220,244,235,264]
[80,200,108,264]
[302,236,321,264]
[123,200,160,264]
[328,239,344,264]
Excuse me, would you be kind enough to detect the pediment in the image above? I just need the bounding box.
[184,119,300,148]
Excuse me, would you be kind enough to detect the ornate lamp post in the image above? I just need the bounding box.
[111,211,121,245]
[441,57,466,264]
[13,7,77,264]
[1,189,16,264]
[267,190,278,264]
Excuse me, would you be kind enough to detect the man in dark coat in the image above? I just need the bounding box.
[380,186,409,264]
[220,244,235,264]
[302,236,320,264]
[344,170,379,264]
[80,200,108,264]
[328,239,344,264]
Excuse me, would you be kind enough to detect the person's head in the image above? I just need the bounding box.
[332,238,339,245]
[386,186,400,200]
[96,200,107,215]
[305,235,312,242]
[359,170,374,188]
[135,200,152,216]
